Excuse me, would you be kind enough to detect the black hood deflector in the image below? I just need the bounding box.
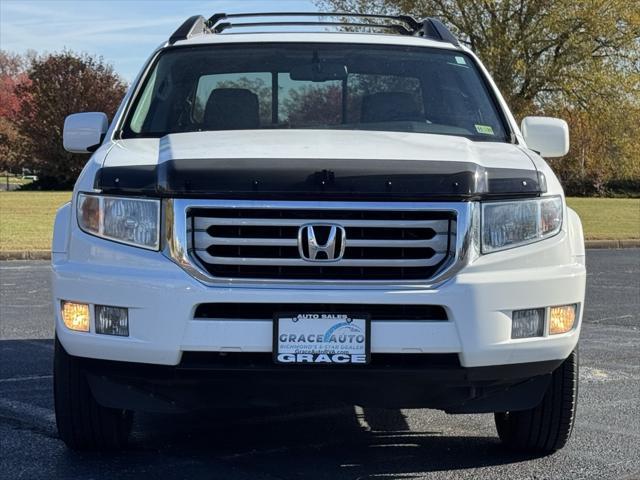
[94,158,546,201]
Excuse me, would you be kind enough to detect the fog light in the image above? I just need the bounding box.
[95,305,129,336]
[512,308,545,338]
[61,301,90,332]
[549,304,576,335]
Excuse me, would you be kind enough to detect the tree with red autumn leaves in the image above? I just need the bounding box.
[12,51,127,188]
[0,51,31,173]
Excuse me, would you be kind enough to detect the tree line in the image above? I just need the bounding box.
[317,0,640,195]
[1,0,638,194]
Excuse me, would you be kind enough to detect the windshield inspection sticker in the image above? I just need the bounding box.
[455,56,467,65]
[475,124,495,135]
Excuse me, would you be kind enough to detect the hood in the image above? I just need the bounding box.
[98,130,545,200]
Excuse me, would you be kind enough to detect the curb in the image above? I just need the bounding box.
[585,239,640,249]
[0,251,52,261]
[1,240,638,261]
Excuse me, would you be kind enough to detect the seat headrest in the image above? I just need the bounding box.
[361,92,423,123]
[203,88,260,130]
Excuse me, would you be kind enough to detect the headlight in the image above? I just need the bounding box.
[481,196,562,253]
[77,194,160,250]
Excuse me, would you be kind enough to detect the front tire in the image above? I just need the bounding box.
[54,336,133,450]
[495,349,578,454]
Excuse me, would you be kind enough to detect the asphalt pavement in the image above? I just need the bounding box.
[0,249,638,480]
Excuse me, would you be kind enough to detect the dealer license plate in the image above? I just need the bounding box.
[273,313,371,365]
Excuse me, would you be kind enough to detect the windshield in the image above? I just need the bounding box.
[123,43,509,142]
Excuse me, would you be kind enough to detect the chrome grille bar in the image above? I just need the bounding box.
[195,232,298,247]
[194,217,450,230]
[194,232,450,249]
[195,252,448,267]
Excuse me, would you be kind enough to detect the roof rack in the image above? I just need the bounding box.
[168,12,460,47]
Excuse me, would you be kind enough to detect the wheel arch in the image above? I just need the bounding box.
[566,207,585,263]
[52,201,72,256]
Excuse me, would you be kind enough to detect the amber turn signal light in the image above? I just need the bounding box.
[549,304,577,335]
[61,301,90,332]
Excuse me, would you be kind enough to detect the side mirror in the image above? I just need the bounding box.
[521,116,569,158]
[63,112,108,153]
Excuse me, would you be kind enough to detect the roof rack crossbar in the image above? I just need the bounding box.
[213,20,414,36]
[168,12,460,47]
[207,12,422,31]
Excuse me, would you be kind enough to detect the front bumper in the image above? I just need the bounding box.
[52,219,586,369]
[79,350,560,413]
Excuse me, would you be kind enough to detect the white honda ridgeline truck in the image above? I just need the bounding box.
[53,12,586,452]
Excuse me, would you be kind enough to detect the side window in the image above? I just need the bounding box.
[129,68,158,133]
[192,72,272,125]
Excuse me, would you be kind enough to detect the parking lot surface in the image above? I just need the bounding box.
[1,249,638,479]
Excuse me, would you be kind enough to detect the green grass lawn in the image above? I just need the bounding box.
[0,192,637,251]
[0,192,71,251]
[567,197,639,240]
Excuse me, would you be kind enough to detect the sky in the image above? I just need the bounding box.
[0,0,318,81]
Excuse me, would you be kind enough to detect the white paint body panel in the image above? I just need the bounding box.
[52,30,585,370]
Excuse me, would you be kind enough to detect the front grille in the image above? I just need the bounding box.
[189,207,455,281]
[194,303,448,321]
